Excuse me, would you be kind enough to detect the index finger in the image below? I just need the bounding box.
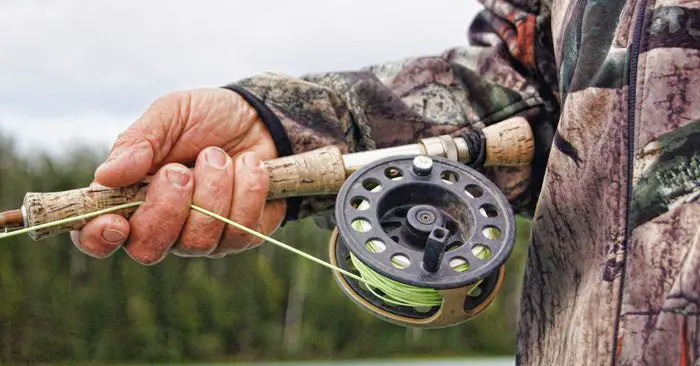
[94,92,190,188]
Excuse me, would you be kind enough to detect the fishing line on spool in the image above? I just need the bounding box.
[349,193,442,308]
[0,201,471,309]
[348,195,487,309]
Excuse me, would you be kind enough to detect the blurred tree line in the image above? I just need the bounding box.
[0,135,530,363]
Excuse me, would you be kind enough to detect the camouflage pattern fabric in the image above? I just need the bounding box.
[233,0,700,364]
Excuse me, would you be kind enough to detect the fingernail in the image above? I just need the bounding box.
[205,148,228,168]
[243,153,261,169]
[166,166,191,186]
[102,228,126,243]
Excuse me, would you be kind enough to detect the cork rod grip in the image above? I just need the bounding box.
[23,146,346,240]
[265,146,346,198]
[24,183,149,241]
[481,117,534,166]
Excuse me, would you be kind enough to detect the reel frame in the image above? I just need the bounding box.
[329,155,516,328]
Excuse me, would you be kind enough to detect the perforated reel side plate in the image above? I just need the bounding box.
[334,155,516,289]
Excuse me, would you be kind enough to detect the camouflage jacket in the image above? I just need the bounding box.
[232,0,700,364]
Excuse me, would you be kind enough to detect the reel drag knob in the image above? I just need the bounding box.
[328,155,516,328]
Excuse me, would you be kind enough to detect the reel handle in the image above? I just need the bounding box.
[18,117,533,240]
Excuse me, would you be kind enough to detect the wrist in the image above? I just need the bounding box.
[221,84,300,223]
[221,85,294,159]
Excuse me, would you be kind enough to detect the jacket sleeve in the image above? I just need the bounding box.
[229,0,558,222]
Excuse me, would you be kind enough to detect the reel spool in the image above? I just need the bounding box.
[329,155,516,328]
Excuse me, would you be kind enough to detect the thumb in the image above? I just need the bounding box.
[95,93,189,188]
[95,136,154,188]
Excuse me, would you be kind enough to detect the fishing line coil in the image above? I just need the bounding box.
[329,155,516,328]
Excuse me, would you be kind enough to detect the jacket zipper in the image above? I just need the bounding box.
[612,0,648,364]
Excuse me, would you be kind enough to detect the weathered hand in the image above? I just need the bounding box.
[70,88,286,264]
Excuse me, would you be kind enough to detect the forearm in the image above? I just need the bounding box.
[227,5,558,219]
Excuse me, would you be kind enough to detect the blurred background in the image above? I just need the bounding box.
[0,0,529,364]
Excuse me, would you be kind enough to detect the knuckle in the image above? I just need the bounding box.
[79,241,114,259]
[208,179,229,196]
[175,237,217,256]
[72,230,115,259]
[131,252,162,266]
[158,91,193,121]
[124,235,172,266]
[154,92,183,108]
[220,228,254,253]
[241,165,268,190]
[197,171,228,192]
[112,132,131,149]
[174,211,226,257]
[245,177,268,194]
[147,93,190,141]
[229,203,259,225]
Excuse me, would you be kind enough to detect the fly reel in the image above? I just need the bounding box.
[329,155,516,328]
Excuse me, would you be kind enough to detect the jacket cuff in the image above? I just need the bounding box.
[221,84,301,222]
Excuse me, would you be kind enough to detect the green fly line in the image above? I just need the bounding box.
[350,197,442,308]
[0,202,368,286]
[350,195,487,308]
[0,200,486,309]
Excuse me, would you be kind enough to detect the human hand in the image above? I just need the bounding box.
[70,88,286,264]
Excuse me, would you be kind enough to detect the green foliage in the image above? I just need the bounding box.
[0,136,531,363]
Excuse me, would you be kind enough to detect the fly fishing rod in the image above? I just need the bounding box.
[0,117,534,328]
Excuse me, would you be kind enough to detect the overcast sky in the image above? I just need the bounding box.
[0,0,481,156]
